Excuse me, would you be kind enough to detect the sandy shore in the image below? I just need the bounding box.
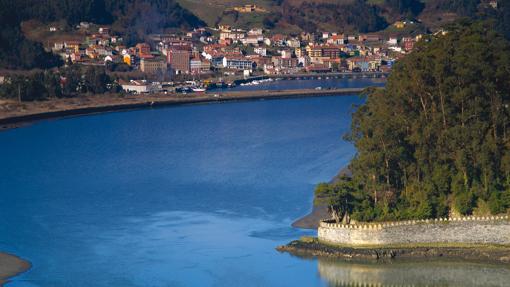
[0,88,366,131]
[292,204,329,229]
[292,167,352,229]
[0,253,31,286]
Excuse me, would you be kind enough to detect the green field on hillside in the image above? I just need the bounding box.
[176,0,276,27]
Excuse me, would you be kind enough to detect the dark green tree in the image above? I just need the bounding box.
[324,21,510,221]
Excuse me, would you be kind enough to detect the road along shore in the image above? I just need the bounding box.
[0,88,367,131]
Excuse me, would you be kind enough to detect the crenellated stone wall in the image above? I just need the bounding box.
[318,215,510,246]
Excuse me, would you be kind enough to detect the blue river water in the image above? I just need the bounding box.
[1,80,509,286]
[0,94,359,287]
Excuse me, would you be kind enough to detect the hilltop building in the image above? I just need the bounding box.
[232,4,267,13]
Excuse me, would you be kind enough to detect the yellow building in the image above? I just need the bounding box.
[64,41,81,53]
[394,21,405,29]
[306,45,322,57]
[123,54,132,66]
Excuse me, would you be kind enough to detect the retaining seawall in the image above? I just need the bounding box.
[318,215,510,246]
[0,88,366,130]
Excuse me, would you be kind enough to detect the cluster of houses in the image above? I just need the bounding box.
[201,25,418,75]
[51,22,421,73]
[46,21,425,93]
[52,26,124,65]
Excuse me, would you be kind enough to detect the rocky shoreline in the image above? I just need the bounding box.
[277,238,510,264]
[0,253,31,286]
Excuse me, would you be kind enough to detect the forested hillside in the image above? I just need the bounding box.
[318,20,510,222]
[272,0,505,33]
[0,0,62,69]
[0,0,204,69]
[278,0,389,33]
[195,0,499,33]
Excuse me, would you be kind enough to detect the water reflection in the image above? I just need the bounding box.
[318,258,510,287]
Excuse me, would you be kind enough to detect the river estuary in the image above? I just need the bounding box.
[0,79,509,286]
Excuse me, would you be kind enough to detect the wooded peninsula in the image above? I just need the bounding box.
[316,20,510,223]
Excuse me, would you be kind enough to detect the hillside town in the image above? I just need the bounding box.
[2,1,510,286]
[43,20,423,94]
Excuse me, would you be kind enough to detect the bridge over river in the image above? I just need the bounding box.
[233,71,389,85]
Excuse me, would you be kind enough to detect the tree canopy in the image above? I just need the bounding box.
[384,0,425,18]
[320,21,510,222]
[279,0,388,33]
[0,0,205,69]
[0,66,118,101]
